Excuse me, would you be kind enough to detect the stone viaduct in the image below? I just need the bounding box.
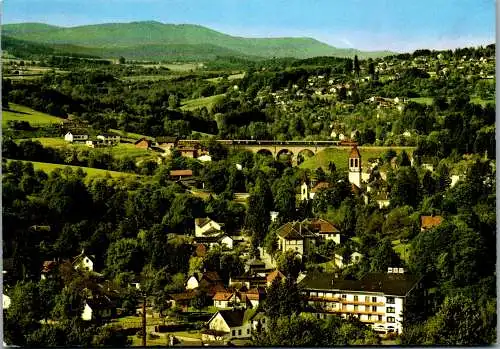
[177,139,357,163]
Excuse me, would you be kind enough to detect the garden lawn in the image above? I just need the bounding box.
[2,103,66,126]
[299,146,415,171]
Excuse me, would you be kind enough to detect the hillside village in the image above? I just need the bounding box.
[1,21,496,348]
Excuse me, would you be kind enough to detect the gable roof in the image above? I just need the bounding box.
[349,145,361,159]
[203,271,222,283]
[168,291,196,302]
[276,221,316,240]
[299,271,421,297]
[266,270,285,283]
[420,215,443,230]
[85,296,115,310]
[307,218,339,234]
[195,217,219,228]
[218,309,246,327]
[212,292,235,301]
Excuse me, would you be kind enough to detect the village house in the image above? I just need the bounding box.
[97,134,120,144]
[276,221,318,257]
[81,297,116,321]
[334,252,364,269]
[64,131,88,143]
[155,136,178,151]
[169,169,193,181]
[244,258,266,273]
[420,215,443,232]
[73,250,95,272]
[299,268,424,335]
[213,292,243,309]
[167,291,197,312]
[300,181,331,201]
[202,309,267,342]
[85,140,107,148]
[306,218,342,244]
[186,271,224,292]
[193,234,234,250]
[229,273,267,290]
[194,217,224,237]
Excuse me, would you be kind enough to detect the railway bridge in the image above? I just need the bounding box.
[177,139,357,163]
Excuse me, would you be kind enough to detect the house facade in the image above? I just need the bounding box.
[97,134,120,144]
[348,145,362,188]
[73,251,95,272]
[299,269,424,335]
[64,132,88,143]
[195,217,223,237]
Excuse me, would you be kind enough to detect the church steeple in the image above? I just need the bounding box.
[348,144,361,188]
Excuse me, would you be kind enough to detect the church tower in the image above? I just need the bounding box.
[348,145,361,188]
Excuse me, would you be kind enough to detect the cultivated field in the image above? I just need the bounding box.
[2,103,66,126]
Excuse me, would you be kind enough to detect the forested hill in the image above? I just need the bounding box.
[3,21,392,61]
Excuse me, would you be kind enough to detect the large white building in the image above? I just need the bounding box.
[299,268,424,335]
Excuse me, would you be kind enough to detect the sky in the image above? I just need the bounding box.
[3,0,496,52]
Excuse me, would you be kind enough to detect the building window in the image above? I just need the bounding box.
[387,317,395,323]
[365,306,370,312]
[342,304,347,310]
[378,315,383,321]
[372,306,377,312]
[238,329,241,336]
[372,296,377,302]
[365,296,370,302]
[386,297,395,304]
[247,329,250,335]
[341,294,347,299]
[386,307,395,313]
[232,330,236,336]
[368,314,372,320]
[354,305,358,311]
[354,295,358,301]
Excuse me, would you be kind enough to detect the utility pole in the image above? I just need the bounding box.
[142,294,147,347]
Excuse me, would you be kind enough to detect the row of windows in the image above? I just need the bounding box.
[231,329,250,336]
[311,293,397,305]
[349,158,360,168]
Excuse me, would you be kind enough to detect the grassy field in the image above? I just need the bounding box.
[470,96,495,106]
[299,146,415,171]
[122,75,177,82]
[205,72,245,83]
[6,159,140,180]
[409,97,434,105]
[2,103,66,126]
[108,129,153,140]
[138,63,200,71]
[180,94,225,111]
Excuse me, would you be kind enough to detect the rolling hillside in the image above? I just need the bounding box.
[3,21,392,61]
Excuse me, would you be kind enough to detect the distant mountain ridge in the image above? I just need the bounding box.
[2,21,393,61]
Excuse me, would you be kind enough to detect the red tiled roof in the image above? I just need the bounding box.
[212,292,234,301]
[420,215,443,230]
[311,181,331,193]
[266,270,285,283]
[349,145,361,159]
[307,218,339,234]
